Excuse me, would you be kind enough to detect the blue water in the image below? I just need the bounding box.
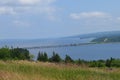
[0,38,120,60]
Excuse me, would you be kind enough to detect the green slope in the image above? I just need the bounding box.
[91,36,120,43]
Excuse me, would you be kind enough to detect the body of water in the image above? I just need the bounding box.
[0,38,120,60]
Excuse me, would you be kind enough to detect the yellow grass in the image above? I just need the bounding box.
[0,60,120,80]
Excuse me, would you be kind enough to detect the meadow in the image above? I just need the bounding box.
[0,60,120,80]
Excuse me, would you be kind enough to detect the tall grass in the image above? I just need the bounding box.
[0,60,120,80]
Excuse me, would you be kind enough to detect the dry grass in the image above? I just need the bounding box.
[0,60,120,80]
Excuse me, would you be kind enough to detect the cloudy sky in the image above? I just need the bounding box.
[1,0,120,39]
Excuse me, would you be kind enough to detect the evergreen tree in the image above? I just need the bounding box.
[43,52,48,62]
[105,57,113,67]
[65,55,74,63]
[78,58,82,65]
[49,52,61,62]
[37,51,48,62]
[37,51,41,61]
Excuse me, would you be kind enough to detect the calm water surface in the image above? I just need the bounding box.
[29,43,120,60]
[0,38,120,60]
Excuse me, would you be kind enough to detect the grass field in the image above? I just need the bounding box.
[0,60,120,80]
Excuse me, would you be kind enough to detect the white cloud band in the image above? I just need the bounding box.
[70,12,110,20]
[0,0,56,19]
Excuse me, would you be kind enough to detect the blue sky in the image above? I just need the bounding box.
[0,0,120,39]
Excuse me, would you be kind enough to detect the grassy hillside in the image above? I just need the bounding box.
[0,61,120,80]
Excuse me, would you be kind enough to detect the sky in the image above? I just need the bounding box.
[1,0,120,39]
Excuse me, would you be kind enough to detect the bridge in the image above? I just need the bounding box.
[23,42,97,49]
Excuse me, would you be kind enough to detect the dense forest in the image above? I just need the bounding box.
[0,47,120,68]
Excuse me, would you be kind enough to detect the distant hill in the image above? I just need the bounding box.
[91,36,120,43]
[68,31,120,43]
[70,31,120,39]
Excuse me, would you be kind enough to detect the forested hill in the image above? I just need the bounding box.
[91,36,120,43]
[89,31,120,43]
[68,31,120,43]
[70,31,120,39]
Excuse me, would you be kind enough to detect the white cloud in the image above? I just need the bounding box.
[13,20,30,27]
[70,12,110,20]
[19,0,40,5]
[0,7,16,14]
[0,0,56,19]
[117,17,120,20]
[0,0,56,5]
[18,0,56,5]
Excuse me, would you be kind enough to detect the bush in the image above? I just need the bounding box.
[0,47,11,60]
[11,48,30,60]
[0,47,31,60]
[111,59,120,67]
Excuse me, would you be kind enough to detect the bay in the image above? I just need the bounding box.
[0,38,120,60]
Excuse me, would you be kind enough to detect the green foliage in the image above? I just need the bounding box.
[89,60,105,67]
[0,47,11,60]
[0,47,31,60]
[11,48,30,60]
[1,46,120,68]
[49,52,61,62]
[77,58,83,65]
[91,36,120,43]
[36,51,120,68]
[65,55,74,63]
[105,57,113,67]
[111,58,120,67]
[29,54,35,61]
[37,51,48,62]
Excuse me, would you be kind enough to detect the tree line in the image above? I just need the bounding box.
[0,47,120,68]
[37,51,74,63]
[0,47,33,60]
[37,51,120,68]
